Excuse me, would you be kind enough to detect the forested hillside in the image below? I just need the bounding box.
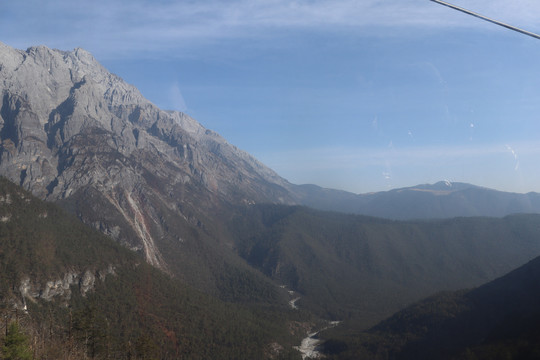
[228,204,540,327]
[0,177,303,359]
[321,255,540,359]
[4,176,540,359]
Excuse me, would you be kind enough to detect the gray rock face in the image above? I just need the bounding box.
[0,42,295,270]
[18,266,115,307]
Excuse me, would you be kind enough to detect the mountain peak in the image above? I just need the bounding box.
[0,42,294,268]
[72,46,95,61]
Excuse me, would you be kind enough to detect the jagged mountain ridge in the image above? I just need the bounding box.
[0,41,294,270]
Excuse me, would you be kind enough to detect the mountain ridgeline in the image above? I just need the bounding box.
[3,41,540,359]
[295,181,540,220]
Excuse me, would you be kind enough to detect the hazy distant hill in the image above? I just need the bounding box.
[321,255,540,360]
[294,181,540,219]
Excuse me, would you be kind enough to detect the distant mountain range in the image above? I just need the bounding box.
[295,181,540,220]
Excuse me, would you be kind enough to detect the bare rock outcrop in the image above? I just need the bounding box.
[18,265,116,308]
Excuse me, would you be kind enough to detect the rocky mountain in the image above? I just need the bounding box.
[296,181,540,220]
[0,41,296,274]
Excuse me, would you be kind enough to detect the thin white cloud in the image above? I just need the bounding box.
[3,0,540,59]
[169,82,188,112]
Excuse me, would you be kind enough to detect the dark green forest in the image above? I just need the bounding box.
[228,204,540,327]
[321,255,540,359]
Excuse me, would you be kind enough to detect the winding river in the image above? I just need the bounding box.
[294,321,341,359]
[282,286,340,359]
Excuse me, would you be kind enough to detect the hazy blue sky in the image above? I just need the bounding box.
[2,0,540,194]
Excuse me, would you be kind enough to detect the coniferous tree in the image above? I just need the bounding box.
[2,322,32,360]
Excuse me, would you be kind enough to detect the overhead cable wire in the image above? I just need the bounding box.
[430,0,540,40]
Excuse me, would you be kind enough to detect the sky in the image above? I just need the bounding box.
[2,0,540,194]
